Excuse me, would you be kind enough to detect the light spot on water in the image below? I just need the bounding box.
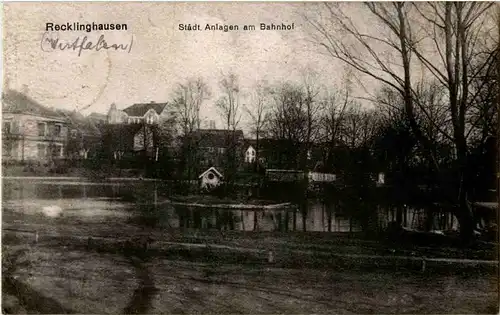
[42,205,63,218]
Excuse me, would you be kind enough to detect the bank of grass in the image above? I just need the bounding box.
[3,220,497,271]
[169,194,277,206]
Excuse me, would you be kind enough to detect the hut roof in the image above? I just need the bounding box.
[199,166,224,179]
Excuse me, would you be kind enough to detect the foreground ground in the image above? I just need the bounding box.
[3,227,499,314]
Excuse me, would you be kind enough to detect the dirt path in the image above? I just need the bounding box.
[123,256,159,314]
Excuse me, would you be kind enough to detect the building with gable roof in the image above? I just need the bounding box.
[199,166,224,190]
[107,101,175,125]
[191,128,245,169]
[104,100,177,163]
[2,89,69,162]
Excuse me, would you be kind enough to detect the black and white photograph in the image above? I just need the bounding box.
[2,1,499,313]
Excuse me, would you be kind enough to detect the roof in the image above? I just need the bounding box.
[123,102,168,117]
[243,138,258,148]
[2,90,66,120]
[193,129,244,148]
[88,112,107,121]
[257,138,295,152]
[199,166,224,179]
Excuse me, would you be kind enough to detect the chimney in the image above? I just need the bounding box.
[150,101,155,103]
[209,120,216,129]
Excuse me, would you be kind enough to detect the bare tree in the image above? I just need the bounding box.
[305,1,495,240]
[267,83,308,169]
[319,88,350,170]
[410,2,495,238]
[301,71,323,170]
[173,77,210,135]
[244,81,270,168]
[216,72,241,132]
[334,101,378,151]
[265,76,323,170]
[216,72,242,182]
[172,77,210,179]
[342,102,363,149]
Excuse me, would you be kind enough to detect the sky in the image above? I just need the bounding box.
[3,2,376,132]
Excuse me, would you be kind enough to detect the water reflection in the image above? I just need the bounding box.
[166,204,361,233]
[2,180,458,233]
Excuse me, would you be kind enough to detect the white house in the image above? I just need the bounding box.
[199,167,224,190]
[308,172,336,183]
[245,145,256,163]
[377,172,385,185]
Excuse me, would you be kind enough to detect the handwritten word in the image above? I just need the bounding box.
[40,32,133,56]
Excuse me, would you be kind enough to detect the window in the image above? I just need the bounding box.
[53,144,63,157]
[146,116,154,124]
[71,129,78,138]
[218,148,225,154]
[3,141,13,157]
[37,143,47,159]
[3,121,11,134]
[54,124,62,137]
[38,122,47,136]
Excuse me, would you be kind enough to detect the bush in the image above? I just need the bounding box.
[48,159,70,174]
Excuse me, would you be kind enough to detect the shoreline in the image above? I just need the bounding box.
[2,176,163,181]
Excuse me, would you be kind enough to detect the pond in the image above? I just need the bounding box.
[2,179,458,233]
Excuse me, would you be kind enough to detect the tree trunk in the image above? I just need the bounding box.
[255,133,259,172]
[396,206,403,225]
[328,202,333,232]
[285,211,289,231]
[302,207,307,232]
[253,210,258,231]
[293,209,297,231]
[456,178,475,242]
